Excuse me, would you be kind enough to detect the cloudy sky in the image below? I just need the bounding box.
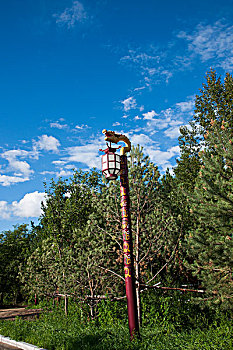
[1,0,233,231]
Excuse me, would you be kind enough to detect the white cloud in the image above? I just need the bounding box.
[118,21,233,92]
[53,1,88,28]
[12,191,46,218]
[178,21,233,71]
[1,149,34,178]
[50,122,68,130]
[164,126,181,139]
[0,135,63,186]
[56,170,73,177]
[145,116,173,130]
[40,171,56,175]
[134,86,146,92]
[146,145,180,172]
[130,133,157,148]
[119,47,173,88]
[34,135,60,152]
[176,100,195,113]
[128,130,180,172]
[65,141,102,169]
[0,201,10,219]
[142,97,194,136]
[52,160,66,166]
[75,124,90,130]
[112,122,121,126]
[142,110,158,120]
[120,51,160,66]
[121,97,137,111]
[0,191,46,219]
[0,175,30,186]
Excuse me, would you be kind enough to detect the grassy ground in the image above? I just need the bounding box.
[0,295,232,350]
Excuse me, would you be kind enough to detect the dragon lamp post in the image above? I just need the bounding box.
[100,129,139,339]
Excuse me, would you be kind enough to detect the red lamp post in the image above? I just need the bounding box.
[100,130,139,339]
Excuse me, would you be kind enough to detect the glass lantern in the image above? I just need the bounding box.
[100,144,121,180]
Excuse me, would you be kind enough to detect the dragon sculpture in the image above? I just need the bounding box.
[102,129,131,155]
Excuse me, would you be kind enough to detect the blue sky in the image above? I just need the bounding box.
[1,0,233,232]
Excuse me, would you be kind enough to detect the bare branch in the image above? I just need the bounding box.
[98,265,125,281]
[147,230,182,284]
[94,225,122,250]
[140,284,205,293]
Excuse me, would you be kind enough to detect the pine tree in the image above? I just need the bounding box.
[187,121,233,309]
[173,70,233,308]
[175,70,233,191]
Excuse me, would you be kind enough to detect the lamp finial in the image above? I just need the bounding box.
[102,129,131,155]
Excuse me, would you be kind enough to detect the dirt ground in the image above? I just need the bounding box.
[0,307,43,321]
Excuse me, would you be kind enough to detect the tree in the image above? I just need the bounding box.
[90,146,183,323]
[21,169,115,317]
[175,70,233,191]
[187,122,233,309]
[20,148,186,319]
[39,169,102,242]
[0,224,33,304]
[174,70,233,309]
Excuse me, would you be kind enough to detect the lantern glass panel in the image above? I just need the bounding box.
[109,161,115,168]
[116,162,120,169]
[109,169,114,174]
[102,154,107,163]
[108,154,115,161]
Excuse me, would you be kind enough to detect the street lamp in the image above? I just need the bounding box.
[100,129,139,339]
[100,144,121,180]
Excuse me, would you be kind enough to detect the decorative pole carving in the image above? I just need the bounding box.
[102,130,139,339]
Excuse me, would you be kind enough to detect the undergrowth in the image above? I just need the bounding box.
[0,292,232,350]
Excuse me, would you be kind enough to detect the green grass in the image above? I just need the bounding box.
[0,296,232,350]
[0,314,232,350]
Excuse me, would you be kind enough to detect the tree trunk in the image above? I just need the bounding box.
[64,295,68,316]
[0,293,3,305]
[88,270,95,320]
[135,215,141,326]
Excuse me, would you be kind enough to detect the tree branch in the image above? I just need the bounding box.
[140,284,205,293]
[98,265,125,281]
[146,230,182,284]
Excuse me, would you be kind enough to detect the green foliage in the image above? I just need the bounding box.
[194,70,233,129]
[20,169,114,317]
[90,146,183,288]
[140,291,216,331]
[3,69,233,324]
[128,146,181,282]
[0,299,231,350]
[187,122,233,308]
[97,299,128,327]
[175,70,233,191]
[0,224,34,304]
[173,70,233,309]
[175,121,203,191]
[40,169,102,241]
